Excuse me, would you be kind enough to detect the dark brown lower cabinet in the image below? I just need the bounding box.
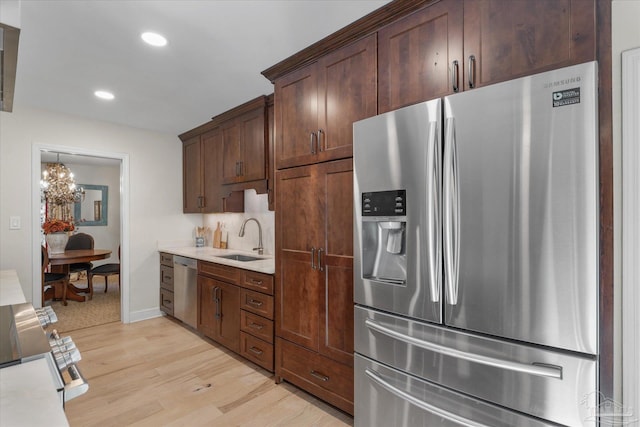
[198,261,275,372]
[198,275,240,353]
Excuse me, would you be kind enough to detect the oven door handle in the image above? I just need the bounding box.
[64,364,89,402]
[365,368,489,427]
[364,319,562,379]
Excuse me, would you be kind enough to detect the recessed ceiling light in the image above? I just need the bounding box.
[141,32,167,47]
[94,90,115,100]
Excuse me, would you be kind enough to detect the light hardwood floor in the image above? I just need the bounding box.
[64,317,353,426]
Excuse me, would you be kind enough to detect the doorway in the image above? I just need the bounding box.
[32,143,130,324]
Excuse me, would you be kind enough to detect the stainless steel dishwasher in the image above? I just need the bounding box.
[172,256,198,329]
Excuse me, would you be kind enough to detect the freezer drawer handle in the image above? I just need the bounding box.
[365,368,488,427]
[364,319,563,379]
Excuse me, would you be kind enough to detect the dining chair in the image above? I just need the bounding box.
[65,232,94,290]
[88,245,120,296]
[42,246,69,306]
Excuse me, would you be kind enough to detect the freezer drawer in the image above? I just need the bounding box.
[355,306,596,426]
[355,354,554,427]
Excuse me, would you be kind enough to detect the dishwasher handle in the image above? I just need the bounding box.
[173,256,197,269]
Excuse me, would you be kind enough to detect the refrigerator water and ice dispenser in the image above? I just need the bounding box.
[360,190,407,286]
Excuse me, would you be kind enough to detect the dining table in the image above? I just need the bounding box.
[49,249,112,302]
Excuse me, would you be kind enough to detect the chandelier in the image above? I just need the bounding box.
[41,154,85,205]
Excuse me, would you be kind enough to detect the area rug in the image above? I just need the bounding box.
[46,275,120,334]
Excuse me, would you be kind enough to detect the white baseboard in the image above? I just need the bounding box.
[127,308,164,323]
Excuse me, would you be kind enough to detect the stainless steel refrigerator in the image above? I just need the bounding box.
[353,61,599,426]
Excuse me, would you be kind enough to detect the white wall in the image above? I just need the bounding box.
[0,105,199,318]
[202,190,275,255]
[612,0,640,422]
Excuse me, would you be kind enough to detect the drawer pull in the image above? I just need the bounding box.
[249,346,263,355]
[163,299,172,305]
[310,370,329,382]
[248,299,263,307]
[250,279,263,285]
[249,322,264,330]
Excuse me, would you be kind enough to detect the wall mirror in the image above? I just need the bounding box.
[74,184,108,226]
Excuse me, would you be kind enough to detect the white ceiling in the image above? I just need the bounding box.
[12,0,389,136]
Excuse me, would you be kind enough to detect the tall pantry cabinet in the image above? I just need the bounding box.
[272,34,376,415]
[264,0,604,416]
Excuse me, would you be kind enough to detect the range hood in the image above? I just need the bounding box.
[0,23,20,112]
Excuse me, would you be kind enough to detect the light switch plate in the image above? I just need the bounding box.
[9,216,21,230]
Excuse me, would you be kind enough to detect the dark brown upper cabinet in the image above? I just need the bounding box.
[378,0,464,113]
[274,34,377,170]
[221,98,268,184]
[463,0,596,91]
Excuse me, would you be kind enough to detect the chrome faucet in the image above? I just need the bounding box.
[239,217,263,255]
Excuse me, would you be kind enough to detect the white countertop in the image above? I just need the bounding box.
[0,358,69,427]
[158,246,275,274]
[0,269,27,306]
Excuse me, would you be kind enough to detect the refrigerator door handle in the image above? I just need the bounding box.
[426,120,441,303]
[365,368,490,427]
[443,117,460,305]
[364,319,563,379]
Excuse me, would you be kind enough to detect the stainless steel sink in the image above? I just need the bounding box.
[217,254,262,262]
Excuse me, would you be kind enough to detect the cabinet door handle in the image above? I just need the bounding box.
[310,247,317,270]
[310,370,329,382]
[213,287,221,319]
[249,322,264,330]
[249,346,263,356]
[468,55,476,88]
[248,298,263,307]
[239,161,243,176]
[317,248,324,272]
[316,129,324,152]
[452,60,460,93]
[310,132,317,154]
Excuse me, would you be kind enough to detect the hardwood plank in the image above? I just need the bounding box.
[64,317,352,426]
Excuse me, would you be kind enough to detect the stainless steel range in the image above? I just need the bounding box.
[353,62,599,426]
[0,302,89,404]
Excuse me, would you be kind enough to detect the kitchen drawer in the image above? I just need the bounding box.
[240,332,274,372]
[242,270,274,295]
[161,265,174,290]
[277,338,354,414]
[160,252,173,267]
[198,261,241,283]
[241,289,274,320]
[241,310,274,343]
[160,288,174,316]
